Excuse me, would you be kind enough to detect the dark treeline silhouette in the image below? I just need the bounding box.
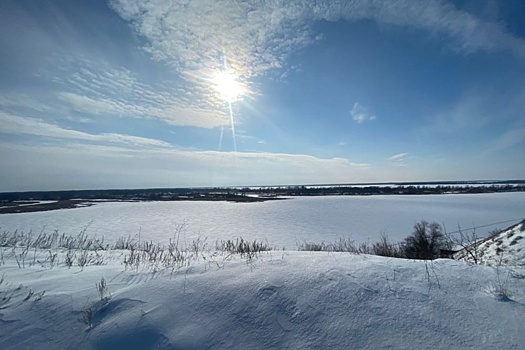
[1,181,524,203]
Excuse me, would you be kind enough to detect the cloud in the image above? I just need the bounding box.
[388,152,409,166]
[105,0,525,133]
[334,1,525,56]
[351,103,377,124]
[2,56,233,129]
[52,64,231,129]
[0,140,372,191]
[109,0,525,86]
[427,93,492,133]
[0,95,55,114]
[6,1,522,132]
[482,127,525,155]
[0,111,172,148]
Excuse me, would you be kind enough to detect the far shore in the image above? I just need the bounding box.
[0,196,287,214]
[1,181,524,214]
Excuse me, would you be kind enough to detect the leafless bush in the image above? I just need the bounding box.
[403,221,450,260]
[372,233,404,258]
[23,288,34,301]
[64,248,74,268]
[298,241,330,251]
[217,238,271,255]
[14,246,30,268]
[0,227,108,252]
[298,235,405,257]
[298,238,361,253]
[448,225,482,264]
[78,308,93,330]
[488,267,513,302]
[96,277,110,301]
[77,249,89,269]
[114,235,137,250]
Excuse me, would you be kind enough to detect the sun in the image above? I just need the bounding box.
[213,71,244,102]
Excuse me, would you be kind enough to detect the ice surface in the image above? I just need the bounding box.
[1,193,524,348]
[1,193,524,249]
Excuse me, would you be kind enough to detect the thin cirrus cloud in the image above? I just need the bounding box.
[0,138,373,191]
[482,127,525,156]
[5,0,522,132]
[351,103,377,124]
[51,63,232,129]
[109,0,525,88]
[389,153,409,164]
[105,0,525,136]
[0,111,172,148]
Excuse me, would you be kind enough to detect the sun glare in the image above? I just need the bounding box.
[213,71,244,102]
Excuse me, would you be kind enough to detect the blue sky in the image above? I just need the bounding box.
[1,0,524,191]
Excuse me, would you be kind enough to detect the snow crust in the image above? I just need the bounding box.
[2,249,524,349]
[456,220,525,266]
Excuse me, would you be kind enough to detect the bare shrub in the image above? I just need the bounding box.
[298,235,405,257]
[488,266,513,302]
[217,238,271,255]
[65,249,74,268]
[78,308,93,330]
[96,277,110,301]
[403,221,450,260]
[372,233,404,258]
[23,288,34,301]
[298,241,329,251]
[448,225,482,264]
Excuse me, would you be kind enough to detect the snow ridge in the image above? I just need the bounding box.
[455,219,525,266]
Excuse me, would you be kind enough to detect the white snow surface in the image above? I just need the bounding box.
[1,193,524,248]
[1,249,525,349]
[456,220,525,266]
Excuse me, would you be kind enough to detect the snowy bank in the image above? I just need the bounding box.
[1,248,524,349]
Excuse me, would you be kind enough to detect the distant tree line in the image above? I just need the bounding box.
[1,183,524,202]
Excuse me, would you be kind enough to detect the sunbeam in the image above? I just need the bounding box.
[218,125,224,152]
[228,100,237,153]
[212,58,244,154]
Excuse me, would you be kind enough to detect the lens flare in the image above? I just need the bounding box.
[212,67,243,154]
[213,71,243,102]
[228,100,237,153]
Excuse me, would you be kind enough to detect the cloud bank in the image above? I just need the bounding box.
[0,140,372,191]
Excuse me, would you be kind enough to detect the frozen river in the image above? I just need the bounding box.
[1,192,524,249]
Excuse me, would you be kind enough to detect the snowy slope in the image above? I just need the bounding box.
[1,249,524,349]
[455,220,525,266]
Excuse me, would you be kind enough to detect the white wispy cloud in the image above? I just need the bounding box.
[389,152,409,165]
[0,140,372,191]
[0,95,56,114]
[109,0,525,85]
[7,1,521,132]
[482,127,525,155]
[427,93,492,133]
[351,103,377,124]
[53,64,231,128]
[334,0,525,56]
[0,112,172,148]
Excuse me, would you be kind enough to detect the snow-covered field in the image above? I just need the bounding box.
[1,194,524,349]
[1,245,524,349]
[1,193,524,248]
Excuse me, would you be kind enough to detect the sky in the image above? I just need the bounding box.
[1,0,524,191]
